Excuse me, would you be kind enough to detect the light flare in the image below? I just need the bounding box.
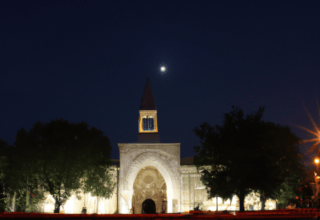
[298,106,320,154]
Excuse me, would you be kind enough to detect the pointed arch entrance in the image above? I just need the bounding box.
[122,154,174,213]
[132,166,167,213]
[118,144,181,214]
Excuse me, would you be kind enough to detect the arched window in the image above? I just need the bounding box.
[142,117,154,131]
[149,118,154,130]
[143,118,148,130]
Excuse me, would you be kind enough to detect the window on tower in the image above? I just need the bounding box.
[142,117,154,131]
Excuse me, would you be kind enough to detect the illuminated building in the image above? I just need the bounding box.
[29,77,276,213]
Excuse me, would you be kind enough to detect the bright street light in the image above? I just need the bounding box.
[315,158,319,175]
[315,158,320,202]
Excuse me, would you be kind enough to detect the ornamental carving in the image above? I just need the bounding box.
[132,166,167,214]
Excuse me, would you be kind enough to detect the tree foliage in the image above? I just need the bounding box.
[9,119,115,213]
[0,139,9,212]
[194,106,304,211]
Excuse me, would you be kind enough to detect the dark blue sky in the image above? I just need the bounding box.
[1,1,320,166]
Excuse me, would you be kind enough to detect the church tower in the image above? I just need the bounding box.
[137,77,160,143]
[118,76,181,214]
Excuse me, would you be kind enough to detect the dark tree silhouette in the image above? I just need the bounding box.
[0,139,8,212]
[11,119,115,213]
[194,106,304,211]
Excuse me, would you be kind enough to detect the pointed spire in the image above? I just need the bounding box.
[139,76,156,110]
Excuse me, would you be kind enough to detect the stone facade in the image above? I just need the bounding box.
[34,166,119,214]
[179,165,276,212]
[34,161,276,214]
[118,143,181,213]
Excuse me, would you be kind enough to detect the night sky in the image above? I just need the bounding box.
[1,1,320,166]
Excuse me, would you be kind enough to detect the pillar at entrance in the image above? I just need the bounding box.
[118,143,181,214]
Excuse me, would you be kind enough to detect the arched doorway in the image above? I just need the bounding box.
[118,149,180,214]
[132,166,167,214]
[141,199,156,213]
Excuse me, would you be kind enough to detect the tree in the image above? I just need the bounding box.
[12,119,115,213]
[253,121,304,209]
[0,139,9,212]
[274,177,300,209]
[194,106,304,211]
[4,133,45,212]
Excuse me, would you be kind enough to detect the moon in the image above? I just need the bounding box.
[160,66,166,72]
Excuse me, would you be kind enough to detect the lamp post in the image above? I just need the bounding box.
[315,158,319,175]
[315,158,320,207]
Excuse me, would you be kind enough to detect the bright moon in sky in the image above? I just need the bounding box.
[160,66,166,72]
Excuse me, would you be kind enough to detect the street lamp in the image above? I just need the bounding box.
[314,158,320,206]
[315,158,319,175]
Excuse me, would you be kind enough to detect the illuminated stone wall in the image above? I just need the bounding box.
[35,166,118,214]
[30,162,276,213]
[118,143,181,214]
[180,165,276,211]
[180,166,208,212]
